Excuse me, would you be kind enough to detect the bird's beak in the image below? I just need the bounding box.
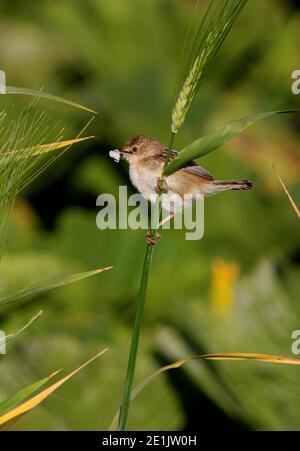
[119,149,133,161]
[109,148,132,163]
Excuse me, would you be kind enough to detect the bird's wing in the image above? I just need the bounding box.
[181,162,214,181]
[160,148,214,181]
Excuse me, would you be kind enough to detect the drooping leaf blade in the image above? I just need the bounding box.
[164,111,298,176]
[0,267,112,308]
[110,352,300,430]
[3,86,97,114]
[0,349,108,429]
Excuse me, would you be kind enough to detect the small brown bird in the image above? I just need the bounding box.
[114,135,252,243]
[119,135,252,198]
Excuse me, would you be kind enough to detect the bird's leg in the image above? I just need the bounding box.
[158,212,175,228]
[156,177,168,194]
[146,231,161,246]
[146,211,174,244]
[147,178,169,244]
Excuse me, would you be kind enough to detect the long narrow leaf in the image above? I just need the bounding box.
[0,267,112,308]
[0,369,61,416]
[0,349,108,428]
[0,136,94,165]
[110,352,300,430]
[165,111,297,176]
[3,86,96,114]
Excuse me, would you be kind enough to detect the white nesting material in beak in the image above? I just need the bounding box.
[109,149,121,163]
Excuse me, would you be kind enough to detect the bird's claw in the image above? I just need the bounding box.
[156,177,168,194]
[146,231,161,246]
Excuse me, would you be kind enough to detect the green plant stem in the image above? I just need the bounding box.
[117,131,176,431]
[163,132,176,173]
[117,243,154,431]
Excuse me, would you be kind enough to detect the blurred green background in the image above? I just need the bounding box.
[0,0,300,431]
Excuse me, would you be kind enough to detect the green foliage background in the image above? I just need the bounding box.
[0,0,300,430]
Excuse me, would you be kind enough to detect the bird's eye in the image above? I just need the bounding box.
[132,146,138,153]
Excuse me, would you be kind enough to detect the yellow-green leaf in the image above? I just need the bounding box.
[110,352,300,430]
[0,349,108,429]
[0,369,61,416]
[0,136,94,162]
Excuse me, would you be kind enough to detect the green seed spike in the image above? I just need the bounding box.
[172,0,249,134]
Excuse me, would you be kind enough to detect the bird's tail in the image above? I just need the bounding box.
[213,180,253,191]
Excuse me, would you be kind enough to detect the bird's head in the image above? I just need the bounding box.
[119,135,165,163]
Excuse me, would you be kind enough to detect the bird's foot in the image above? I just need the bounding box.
[156,177,168,194]
[146,231,161,246]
